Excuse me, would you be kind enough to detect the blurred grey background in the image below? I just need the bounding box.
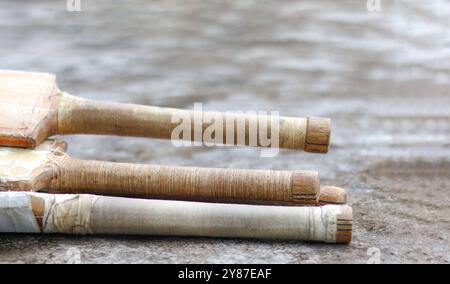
[0,0,449,263]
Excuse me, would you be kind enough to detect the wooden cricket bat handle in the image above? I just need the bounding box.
[22,192,352,243]
[57,94,331,153]
[49,155,320,205]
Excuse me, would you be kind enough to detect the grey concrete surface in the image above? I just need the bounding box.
[0,0,449,263]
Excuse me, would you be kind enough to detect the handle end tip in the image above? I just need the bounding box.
[336,205,353,244]
[305,117,331,154]
[291,171,320,204]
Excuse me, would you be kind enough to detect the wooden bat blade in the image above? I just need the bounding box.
[0,70,61,147]
[0,140,66,191]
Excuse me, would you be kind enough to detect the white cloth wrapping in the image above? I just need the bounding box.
[0,192,40,233]
[0,192,348,243]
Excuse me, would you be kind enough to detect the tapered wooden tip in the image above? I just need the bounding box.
[336,205,353,244]
[291,171,320,204]
[305,117,331,153]
[319,186,347,204]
